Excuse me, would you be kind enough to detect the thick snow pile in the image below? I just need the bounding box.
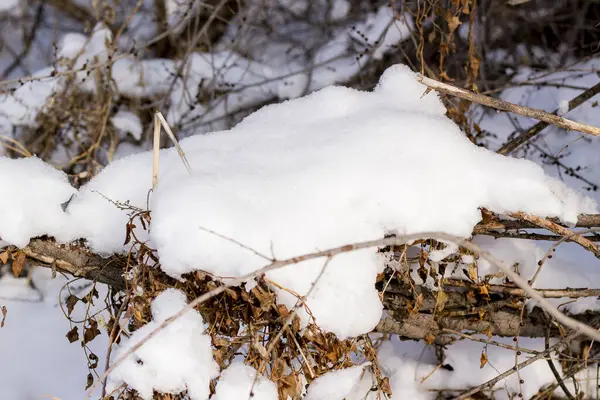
[0,156,75,247]
[305,363,370,400]
[212,362,277,400]
[108,289,218,400]
[0,64,596,339]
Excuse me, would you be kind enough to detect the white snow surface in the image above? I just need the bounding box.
[0,156,75,247]
[108,289,218,400]
[0,64,596,339]
[213,362,277,400]
[305,363,370,400]
[0,0,18,13]
[111,110,143,141]
[0,268,108,400]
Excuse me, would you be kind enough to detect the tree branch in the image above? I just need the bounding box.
[415,74,600,147]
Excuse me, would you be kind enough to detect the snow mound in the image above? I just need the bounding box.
[0,64,596,339]
[108,289,218,400]
[213,362,277,400]
[305,363,370,400]
[0,157,75,247]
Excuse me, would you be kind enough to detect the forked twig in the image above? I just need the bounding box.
[152,111,193,189]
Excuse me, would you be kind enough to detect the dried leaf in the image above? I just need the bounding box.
[85,373,94,390]
[478,308,485,320]
[252,340,269,360]
[484,327,493,339]
[447,15,461,34]
[225,287,238,300]
[89,352,99,369]
[292,315,300,333]
[123,222,135,245]
[272,358,286,381]
[12,251,25,277]
[277,304,289,318]
[479,285,489,298]
[252,286,276,311]
[424,333,435,345]
[66,326,79,343]
[435,290,448,312]
[65,295,79,317]
[480,351,488,368]
[381,376,392,396]
[83,319,100,344]
[213,337,229,347]
[419,248,428,268]
[0,306,6,328]
[468,265,478,281]
[0,251,8,264]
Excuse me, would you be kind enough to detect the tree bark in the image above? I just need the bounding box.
[15,237,600,344]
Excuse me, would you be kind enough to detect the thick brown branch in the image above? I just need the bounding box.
[19,234,600,345]
[22,238,128,290]
[378,279,600,343]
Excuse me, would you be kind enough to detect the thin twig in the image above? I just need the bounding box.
[455,331,580,400]
[497,81,600,155]
[416,74,600,138]
[509,212,600,258]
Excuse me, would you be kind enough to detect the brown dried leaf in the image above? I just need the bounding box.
[65,295,79,317]
[272,358,286,381]
[478,308,485,320]
[0,251,8,264]
[85,373,94,390]
[0,306,6,328]
[435,290,448,312]
[424,333,435,345]
[213,337,229,347]
[381,376,392,396]
[277,304,289,318]
[468,265,478,281]
[252,287,276,312]
[419,248,428,268]
[83,319,100,344]
[123,222,135,245]
[292,315,300,333]
[12,251,25,277]
[66,326,79,343]
[253,340,270,360]
[279,373,301,399]
[484,327,493,339]
[479,285,489,298]
[480,351,488,368]
[213,348,225,367]
[447,15,462,35]
[225,287,238,300]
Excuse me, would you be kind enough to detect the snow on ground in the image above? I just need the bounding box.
[305,363,370,400]
[212,362,278,400]
[108,289,218,400]
[0,268,107,400]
